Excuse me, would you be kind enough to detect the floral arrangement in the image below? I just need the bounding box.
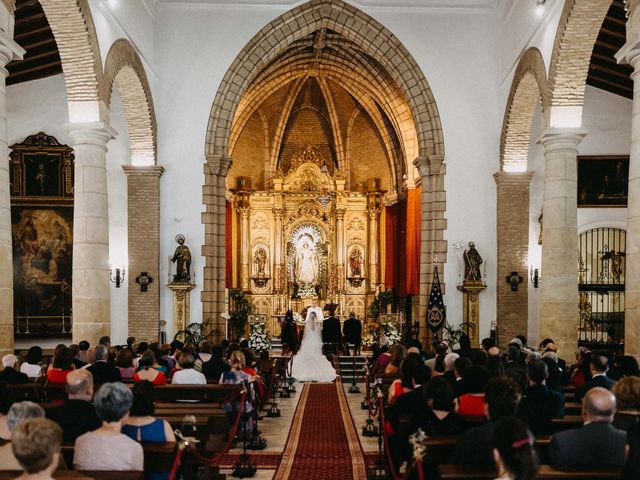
[293,312,304,325]
[248,322,271,353]
[382,321,402,345]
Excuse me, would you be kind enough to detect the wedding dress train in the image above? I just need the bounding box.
[290,306,337,382]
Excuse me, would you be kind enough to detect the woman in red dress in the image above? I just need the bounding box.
[47,346,75,384]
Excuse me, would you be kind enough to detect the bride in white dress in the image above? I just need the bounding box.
[290,305,337,382]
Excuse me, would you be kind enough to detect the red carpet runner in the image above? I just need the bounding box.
[274,381,367,480]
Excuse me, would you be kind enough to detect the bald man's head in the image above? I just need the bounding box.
[66,369,93,400]
[583,387,616,422]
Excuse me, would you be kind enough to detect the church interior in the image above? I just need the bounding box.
[2,0,640,479]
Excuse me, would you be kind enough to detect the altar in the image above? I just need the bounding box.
[228,145,384,333]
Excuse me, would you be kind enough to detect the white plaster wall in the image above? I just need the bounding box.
[6,74,131,346]
[156,3,502,340]
[527,86,632,346]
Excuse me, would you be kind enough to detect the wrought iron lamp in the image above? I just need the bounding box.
[530,266,541,288]
[110,266,125,288]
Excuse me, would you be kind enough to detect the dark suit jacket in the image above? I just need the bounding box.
[86,361,121,384]
[0,367,29,384]
[46,399,101,442]
[342,318,362,345]
[517,384,565,435]
[575,374,616,401]
[202,358,230,381]
[451,419,501,465]
[550,422,627,467]
[322,316,342,344]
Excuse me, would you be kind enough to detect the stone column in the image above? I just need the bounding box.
[336,208,346,292]
[122,165,164,341]
[239,207,250,291]
[202,155,231,337]
[273,208,283,293]
[69,122,117,346]
[617,33,640,357]
[538,128,586,359]
[0,15,23,357]
[494,171,533,348]
[414,155,447,345]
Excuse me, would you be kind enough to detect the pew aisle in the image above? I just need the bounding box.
[218,384,302,479]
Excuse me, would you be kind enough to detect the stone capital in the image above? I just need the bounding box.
[493,171,534,187]
[122,165,164,178]
[413,156,429,178]
[616,32,640,73]
[67,122,117,148]
[205,154,232,176]
[537,128,587,153]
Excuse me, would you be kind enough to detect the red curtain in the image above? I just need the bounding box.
[404,187,421,296]
[387,187,421,298]
[225,201,233,288]
[385,203,400,291]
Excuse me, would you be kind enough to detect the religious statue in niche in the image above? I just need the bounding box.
[171,234,192,283]
[288,224,327,299]
[252,246,270,288]
[349,247,363,277]
[463,242,483,282]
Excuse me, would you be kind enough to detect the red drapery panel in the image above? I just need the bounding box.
[385,203,400,291]
[225,201,233,288]
[404,187,421,296]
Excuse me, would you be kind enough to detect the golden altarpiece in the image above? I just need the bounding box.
[228,146,383,335]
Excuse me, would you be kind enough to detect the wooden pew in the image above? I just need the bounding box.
[551,415,583,432]
[9,382,67,403]
[60,442,176,474]
[153,384,242,403]
[438,464,620,479]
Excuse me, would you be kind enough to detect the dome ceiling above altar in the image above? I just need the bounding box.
[227,27,419,197]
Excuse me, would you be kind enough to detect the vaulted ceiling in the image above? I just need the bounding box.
[7,0,62,86]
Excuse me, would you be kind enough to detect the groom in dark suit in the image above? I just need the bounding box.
[322,305,342,353]
[342,312,362,356]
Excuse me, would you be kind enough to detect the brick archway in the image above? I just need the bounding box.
[104,39,157,164]
[495,47,547,348]
[39,0,104,112]
[202,0,446,335]
[546,0,611,126]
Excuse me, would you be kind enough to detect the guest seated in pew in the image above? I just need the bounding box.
[195,340,213,367]
[550,387,627,467]
[456,365,490,419]
[441,353,459,388]
[612,376,640,431]
[20,346,43,379]
[370,345,391,375]
[133,351,168,385]
[172,353,206,385]
[613,355,640,380]
[420,377,465,436]
[491,418,538,480]
[123,381,175,443]
[46,369,101,442]
[575,354,616,402]
[0,401,45,470]
[487,346,504,378]
[74,382,144,471]
[46,347,75,385]
[69,344,87,369]
[624,423,640,479]
[504,346,526,392]
[115,348,136,380]
[451,356,471,396]
[385,344,407,375]
[517,359,564,436]
[426,342,447,374]
[87,345,122,385]
[0,354,29,384]
[220,351,254,434]
[451,376,521,465]
[11,418,63,480]
[541,353,564,393]
[388,353,425,405]
[0,382,14,440]
[569,347,591,387]
[199,344,230,382]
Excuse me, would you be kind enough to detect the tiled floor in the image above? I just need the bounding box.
[342,383,379,453]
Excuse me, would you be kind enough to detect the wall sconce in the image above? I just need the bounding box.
[506,271,523,292]
[136,272,153,292]
[530,266,541,288]
[110,266,125,288]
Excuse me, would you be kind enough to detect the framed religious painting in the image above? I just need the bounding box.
[577,155,629,207]
[10,132,74,338]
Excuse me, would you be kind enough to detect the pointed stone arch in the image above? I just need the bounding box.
[203,0,446,337]
[104,38,157,164]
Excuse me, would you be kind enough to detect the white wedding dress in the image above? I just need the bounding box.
[290,306,337,382]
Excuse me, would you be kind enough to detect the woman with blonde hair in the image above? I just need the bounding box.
[11,418,63,480]
[385,344,407,375]
[220,350,254,434]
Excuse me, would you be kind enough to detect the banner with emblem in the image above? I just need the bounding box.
[426,267,446,333]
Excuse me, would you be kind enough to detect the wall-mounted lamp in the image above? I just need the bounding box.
[506,271,523,292]
[530,266,541,288]
[110,266,125,288]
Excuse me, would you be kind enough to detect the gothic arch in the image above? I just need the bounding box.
[205,0,444,160]
[500,47,548,172]
[39,0,104,105]
[104,39,157,163]
[546,0,611,124]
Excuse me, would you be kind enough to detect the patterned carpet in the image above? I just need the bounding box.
[274,381,367,480]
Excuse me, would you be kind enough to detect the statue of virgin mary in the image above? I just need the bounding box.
[295,235,319,286]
